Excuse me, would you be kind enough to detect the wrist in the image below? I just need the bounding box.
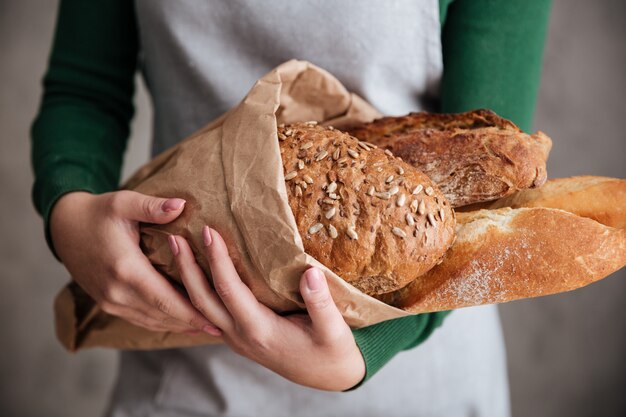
[49,191,96,259]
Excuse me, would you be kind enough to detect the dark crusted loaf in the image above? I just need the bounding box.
[346,109,552,207]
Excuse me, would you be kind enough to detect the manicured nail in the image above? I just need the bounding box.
[162,198,186,212]
[168,235,179,256]
[202,226,212,246]
[202,324,222,336]
[305,268,323,292]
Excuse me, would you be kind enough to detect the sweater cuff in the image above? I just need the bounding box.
[32,164,116,259]
[346,311,450,391]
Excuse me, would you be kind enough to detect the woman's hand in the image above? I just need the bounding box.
[50,190,215,334]
[168,226,366,391]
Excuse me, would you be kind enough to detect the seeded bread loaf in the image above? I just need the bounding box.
[462,176,626,229]
[278,122,456,295]
[376,207,626,312]
[346,109,552,208]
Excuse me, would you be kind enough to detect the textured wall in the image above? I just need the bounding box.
[0,0,624,416]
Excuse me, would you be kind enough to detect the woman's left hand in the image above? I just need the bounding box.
[168,226,366,391]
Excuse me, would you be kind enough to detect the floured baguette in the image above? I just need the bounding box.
[279,122,456,295]
[461,176,626,229]
[346,109,552,208]
[376,207,626,312]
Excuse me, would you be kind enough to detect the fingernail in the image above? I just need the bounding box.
[202,324,222,336]
[305,268,323,292]
[202,225,212,246]
[168,235,179,256]
[162,198,186,212]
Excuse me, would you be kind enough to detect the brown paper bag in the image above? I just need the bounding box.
[54,60,413,351]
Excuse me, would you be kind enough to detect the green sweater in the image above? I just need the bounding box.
[31,0,551,386]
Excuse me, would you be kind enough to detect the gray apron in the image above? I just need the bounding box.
[106,1,511,416]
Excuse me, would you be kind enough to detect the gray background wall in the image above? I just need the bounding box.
[0,1,624,416]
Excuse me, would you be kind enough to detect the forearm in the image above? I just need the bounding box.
[31,0,138,255]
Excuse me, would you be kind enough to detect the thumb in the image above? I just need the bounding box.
[112,190,186,224]
[300,267,344,338]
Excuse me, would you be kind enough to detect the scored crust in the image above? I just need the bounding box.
[376,207,626,312]
[346,109,552,208]
[278,122,456,295]
[465,176,626,229]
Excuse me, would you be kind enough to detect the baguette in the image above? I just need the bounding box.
[346,109,552,207]
[461,176,626,229]
[377,207,626,312]
[279,122,456,295]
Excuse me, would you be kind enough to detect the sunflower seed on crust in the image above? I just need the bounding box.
[322,198,336,205]
[284,171,297,181]
[375,191,391,200]
[326,181,337,193]
[439,208,445,222]
[346,226,358,240]
[427,212,437,226]
[424,186,434,196]
[385,175,394,183]
[418,200,426,215]
[328,224,338,239]
[405,213,415,226]
[366,185,375,196]
[357,142,371,151]
[324,207,336,219]
[303,175,314,184]
[300,142,313,150]
[388,186,399,196]
[397,166,404,175]
[392,227,407,238]
[384,149,393,157]
[410,199,418,213]
[412,185,423,195]
[305,120,318,126]
[347,149,359,158]
[396,193,406,207]
[278,133,287,141]
[333,148,341,160]
[297,159,305,170]
[284,129,293,136]
[315,150,329,161]
[308,223,323,234]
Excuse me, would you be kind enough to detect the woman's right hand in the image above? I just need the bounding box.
[50,190,218,334]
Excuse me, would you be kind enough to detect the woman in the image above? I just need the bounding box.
[32,1,551,416]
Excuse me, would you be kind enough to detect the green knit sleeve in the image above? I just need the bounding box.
[30,0,138,256]
[348,0,551,389]
[440,0,552,130]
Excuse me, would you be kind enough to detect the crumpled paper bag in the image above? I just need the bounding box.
[54,60,412,351]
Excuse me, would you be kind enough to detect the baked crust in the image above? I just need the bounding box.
[279,122,456,294]
[347,109,552,207]
[377,207,626,312]
[462,176,626,229]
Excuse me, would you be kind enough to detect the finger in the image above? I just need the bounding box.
[121,245,219,332]
[299,267,345,340]
[110,190,186,224]
[202,226,263,328]
[169,235,231,332]
[101,302,191,333]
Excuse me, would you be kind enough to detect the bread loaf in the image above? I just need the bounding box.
[346,109,552,208]
[377,207,626,312]
[278,122,456,295]
[462,176,626,229]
